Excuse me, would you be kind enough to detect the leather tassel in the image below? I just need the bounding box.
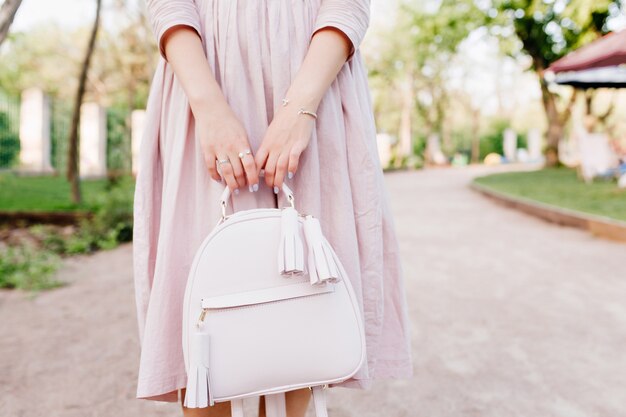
[277,206,305,277]
[184,331,213,408]
[303,216,341,285]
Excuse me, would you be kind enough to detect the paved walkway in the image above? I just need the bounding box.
[1,166,625,417]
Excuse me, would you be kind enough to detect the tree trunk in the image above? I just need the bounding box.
[66,0,102,204]
[397,74,414,167]
[537,63,571,167]
[0,0,22,46]
[470,107,480,164]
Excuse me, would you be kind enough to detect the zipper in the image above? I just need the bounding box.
[195,290,331,327]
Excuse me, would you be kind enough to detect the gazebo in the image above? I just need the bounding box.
[548,30,626,88]
[546,30,626,186]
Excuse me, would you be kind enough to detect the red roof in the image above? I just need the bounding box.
[549,30,626,73]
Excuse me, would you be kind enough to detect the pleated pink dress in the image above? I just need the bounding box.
[133,0,414,402]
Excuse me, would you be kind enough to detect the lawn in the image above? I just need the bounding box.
[473,168,626,222]
[0,173,119,212]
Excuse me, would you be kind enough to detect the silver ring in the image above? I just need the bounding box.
[238,149,252,159]
[217,158,230,165]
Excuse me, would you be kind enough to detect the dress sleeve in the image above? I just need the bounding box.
[311,0,371,61]
[145,0,203,61]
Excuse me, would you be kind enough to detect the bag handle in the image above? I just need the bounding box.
[219,181,295,219]
[229,386,328,417]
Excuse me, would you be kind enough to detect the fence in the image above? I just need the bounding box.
[0,89,137,177]
[0,92,20,169]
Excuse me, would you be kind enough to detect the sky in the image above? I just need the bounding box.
[12,0,395,31]
[12,0,95,31]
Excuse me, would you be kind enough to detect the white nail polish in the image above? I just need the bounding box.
[234,188,239,195]
[288,171,294,179]
[253,183,259,192]
[273,186,279,194]
[249,185,253,192]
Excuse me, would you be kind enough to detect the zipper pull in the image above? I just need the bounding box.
[197,307,209,328]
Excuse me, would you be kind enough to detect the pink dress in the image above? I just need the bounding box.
[134,0,414,402]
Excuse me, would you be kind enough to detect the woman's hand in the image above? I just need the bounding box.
[254,27,351,192]
[254,102,316,192]
[195,102,260,193]
[160,26,260,193]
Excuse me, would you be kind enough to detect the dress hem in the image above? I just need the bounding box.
[136,363,414,403]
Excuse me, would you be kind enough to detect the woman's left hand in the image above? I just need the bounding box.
[254,103,316,192]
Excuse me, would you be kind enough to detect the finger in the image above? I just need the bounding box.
[227,150,247,189]
[254,146,269,179]
[204,150,222,182]
[273,151,290,191]
[240,152,259,192]
[264,150,279,190]
[216,155,239,193]
[287,147,302,180]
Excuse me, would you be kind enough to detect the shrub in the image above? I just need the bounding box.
[68,175,135,254]
[0,245,63,291]
[0,112,19,169]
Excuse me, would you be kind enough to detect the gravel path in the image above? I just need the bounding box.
[1,166,624,417]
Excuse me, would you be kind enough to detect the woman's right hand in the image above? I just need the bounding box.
[194,103,260,194]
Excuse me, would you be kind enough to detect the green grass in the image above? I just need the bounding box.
[0,173,110,212]
[473,168,626,222]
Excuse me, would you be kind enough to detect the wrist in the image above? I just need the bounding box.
[189,90,231,120]
[283,81,323,111]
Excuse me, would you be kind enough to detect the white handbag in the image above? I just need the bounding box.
[181,182,367,417]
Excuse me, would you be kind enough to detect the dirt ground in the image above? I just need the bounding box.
[1,166,625,417]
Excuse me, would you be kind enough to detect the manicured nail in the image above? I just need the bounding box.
[248,185,253,192]
[253,183,259,192]
[288,171,294,179]
[234,188,239,195]
[273,186,279,194]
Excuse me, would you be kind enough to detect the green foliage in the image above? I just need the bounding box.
[474,167,626,221]
[446,130,473,157]
[479,119,508,158]
[106,107,131,173]
[477,118,529,160]
[367,0,488,146]
[0,111,19,168]
[490,0,620,69]
[28,225,68,254]
[0,175,134,292]
[0,245,63,291]
[50,98,72,171]
[67,175,135,254]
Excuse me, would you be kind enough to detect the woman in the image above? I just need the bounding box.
[133,0,414,415]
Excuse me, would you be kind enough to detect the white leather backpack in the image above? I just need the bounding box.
[181,183,366,417]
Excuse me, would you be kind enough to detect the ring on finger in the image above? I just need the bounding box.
[238,149,252,159]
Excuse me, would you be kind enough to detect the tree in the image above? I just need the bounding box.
[0,0,22,46]
[491,0,620,166]
[367,0,487,165]
[67,0,102,203]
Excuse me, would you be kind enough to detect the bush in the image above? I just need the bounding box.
[68,175,135,253]
[0,245,63,291]
[479,119,529,161]
[0,112,19,169]
[24,176,135,256]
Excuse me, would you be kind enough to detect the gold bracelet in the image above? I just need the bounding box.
[282,97,318,119]
[298,108,318,119]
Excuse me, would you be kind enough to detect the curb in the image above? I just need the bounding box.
[470,182,626,243]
